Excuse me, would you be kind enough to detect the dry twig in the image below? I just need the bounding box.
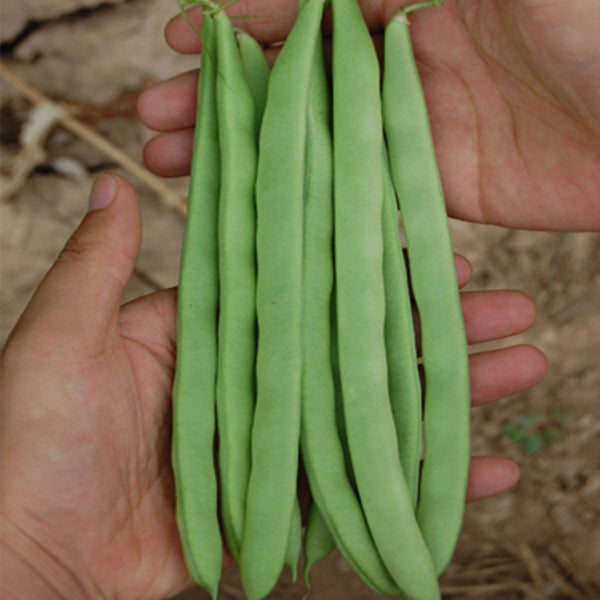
[440,580,547,599]
[0,101,61,200]
[443,560,521,582]
[217,581,246,600]
[547,543,597,600]
[518,542,545,590]
[0,62,187,215]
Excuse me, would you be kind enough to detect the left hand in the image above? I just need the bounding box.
[0,173,546,600]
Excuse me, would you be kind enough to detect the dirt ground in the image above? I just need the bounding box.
[1,1,599,599]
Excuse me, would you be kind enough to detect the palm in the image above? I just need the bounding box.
[461,0,600,131]
[148,0,600,231]
[414,0,600,228]
[2,292,192,599]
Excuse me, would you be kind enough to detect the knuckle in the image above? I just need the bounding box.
[56,231,91,266]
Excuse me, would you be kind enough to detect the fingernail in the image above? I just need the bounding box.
[88,174,118,212]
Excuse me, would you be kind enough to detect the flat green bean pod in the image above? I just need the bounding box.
[240,1,326,598]
[331,0,440,598]
[382,142,423,508]
[236,29,270,134]
[303,503,335,584]
[214,9,258,564]
[383,1,471,576]
[238,26,302,580]
[284,497,302,581]
[171,10,222,599]
[299,18,402,596]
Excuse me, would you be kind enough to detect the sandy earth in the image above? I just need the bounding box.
[1,1,599,598]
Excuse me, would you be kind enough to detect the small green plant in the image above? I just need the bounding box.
[502,409,568,454]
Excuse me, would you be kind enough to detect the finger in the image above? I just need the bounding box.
[466,456,521,502]
[417,345,546,409]
[414,290,537,355]
[137,70,199,132]
[164,1,416,55]
[143,128,196,178]
[165,3,300,55]
[454,253,472,289]
[462,290,537,345]
[15,174,142,349]
[469,344,548,406]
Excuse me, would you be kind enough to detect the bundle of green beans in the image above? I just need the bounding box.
[172,1,469,599]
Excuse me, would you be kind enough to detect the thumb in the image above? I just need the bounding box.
[17,173,142,348]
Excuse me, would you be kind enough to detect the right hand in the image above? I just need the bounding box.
[138,0,600,231]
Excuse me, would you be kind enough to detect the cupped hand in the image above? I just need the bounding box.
[0,174,546,600]
[138,0,600,231]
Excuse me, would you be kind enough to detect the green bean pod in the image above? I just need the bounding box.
[330,289,354,487]
[383,2,470,576]
[298,21,402,596]
[236,29,270,134]
[382,142,423,508]
[239,1,326,598]
[214,9,258,564]
[284,497,302,581]
[171,11,222,599]
[331,0,440,598]
[303,503,335,584]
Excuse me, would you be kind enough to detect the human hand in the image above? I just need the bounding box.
[1,173,546,600]
[138,0,600,231]
[1,175,190,600]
